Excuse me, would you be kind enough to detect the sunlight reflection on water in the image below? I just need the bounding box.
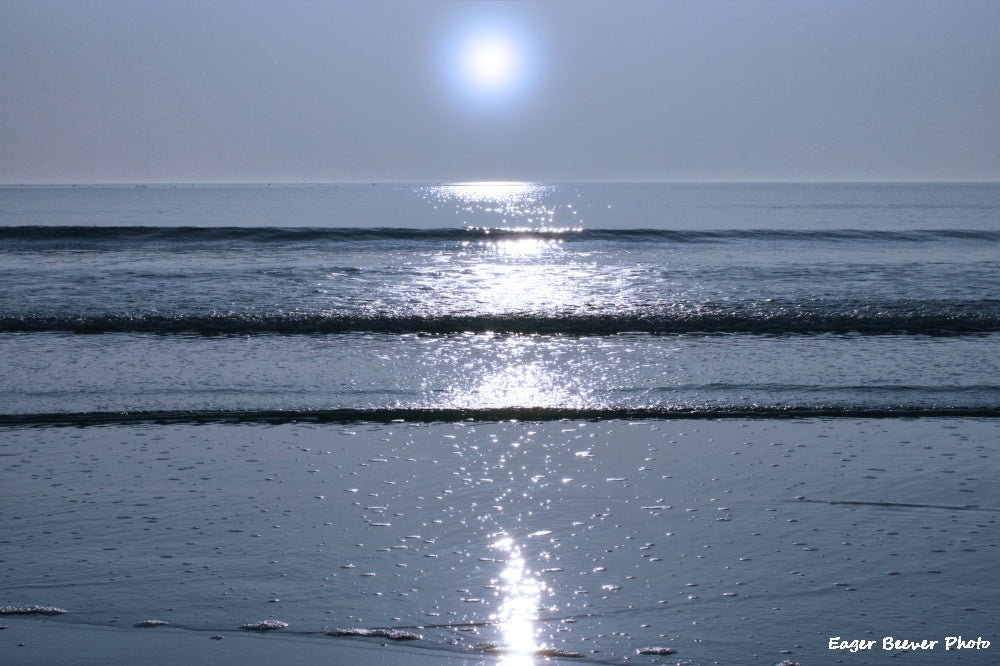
[490,535,550,664]
[492,235,560,258]
[431,336,593,409]
[410,181,595,317]
[466,359,569,408]
[469,262,574,312]
[414,182,600,410]
[416,182,580,229]
[425,181,549,207]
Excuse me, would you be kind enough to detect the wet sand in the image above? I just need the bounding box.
[1,418,998,664]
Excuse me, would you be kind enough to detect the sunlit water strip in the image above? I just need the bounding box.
[488,535,550,663]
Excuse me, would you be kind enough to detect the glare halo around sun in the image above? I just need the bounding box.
[460,32,520,93]
[438,12,541,114]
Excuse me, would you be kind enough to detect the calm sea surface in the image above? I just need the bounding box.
[1,182,998,664]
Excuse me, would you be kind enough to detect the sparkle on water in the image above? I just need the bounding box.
[491,535,549,664]
[418,182,581,231]
[425,182,551,217]
[418,182,592,410]
[464,357,570,409]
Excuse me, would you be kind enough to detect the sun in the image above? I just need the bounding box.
[460,31,521,93]
[438,12,541,112]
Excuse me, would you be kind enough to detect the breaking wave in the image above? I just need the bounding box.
[2,225,999,249]
[2,304,997,336]
[3,405,999,427]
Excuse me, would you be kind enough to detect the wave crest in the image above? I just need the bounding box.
[2,305,996,336]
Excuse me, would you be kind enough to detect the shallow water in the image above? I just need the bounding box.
[2,418,997,664]
[2,332,999,417]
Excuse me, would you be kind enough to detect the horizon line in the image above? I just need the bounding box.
[2,178,999,187]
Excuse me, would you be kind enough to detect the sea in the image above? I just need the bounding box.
[1,182,998,665]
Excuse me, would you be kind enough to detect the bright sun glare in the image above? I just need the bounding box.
[461,32,520,92]
[440,12,539,111]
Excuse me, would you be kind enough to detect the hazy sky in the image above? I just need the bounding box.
[2,0,999,183]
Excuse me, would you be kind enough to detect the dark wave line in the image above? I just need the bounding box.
[2,225,998,247]
[2,310,997,336]
[634,382,1000,395]
[792,498,995,512]
[2,406,998,427]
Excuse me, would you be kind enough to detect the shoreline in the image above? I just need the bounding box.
[0,618,483,666]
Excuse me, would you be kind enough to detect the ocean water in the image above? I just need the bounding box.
[1,182,998,664]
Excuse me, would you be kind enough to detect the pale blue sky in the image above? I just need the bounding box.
[2,0,998,183]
